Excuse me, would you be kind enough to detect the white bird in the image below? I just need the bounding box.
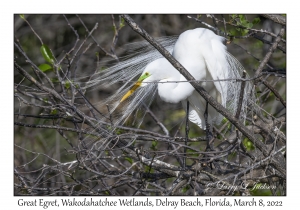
[83,28,251,130]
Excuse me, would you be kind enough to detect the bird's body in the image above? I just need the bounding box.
[126,28,234,129]
[138,57,221,129]
[84,28,250,130]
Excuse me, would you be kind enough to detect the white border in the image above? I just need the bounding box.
[4,0,296,209]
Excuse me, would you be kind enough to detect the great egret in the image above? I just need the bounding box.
[83,28,251,130]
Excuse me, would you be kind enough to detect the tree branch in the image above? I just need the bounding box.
[261,14,286,26]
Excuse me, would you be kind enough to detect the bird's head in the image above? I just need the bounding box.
[120,58,175,102]
[120,71,151,102]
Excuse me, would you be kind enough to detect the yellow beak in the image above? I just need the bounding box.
[120,72,151,102]
[120,81,142,102]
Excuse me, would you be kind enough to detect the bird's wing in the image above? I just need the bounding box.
[204,37,250,121]
[202,37,229,108]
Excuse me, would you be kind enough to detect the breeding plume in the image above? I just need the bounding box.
[83,28,251,130]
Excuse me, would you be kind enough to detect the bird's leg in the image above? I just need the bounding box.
[184,100,190,169]
[204,101,213,151]
[203,101,217,170]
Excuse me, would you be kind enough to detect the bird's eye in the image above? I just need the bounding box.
[145,72,149,76]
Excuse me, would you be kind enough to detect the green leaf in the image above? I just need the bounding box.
[38,63,52,72]
[228,151,237,160]
[243,138,255,151]
[230,14,237,19]
[100,66,107,71]
[239,14,245,21]
[19,14,25,20]
[51,78,59,83]
[240,19,248,26]
[124,157,133,164]
[65,81,71,89]
[119,17,125,29]
[50,109,58,115]
[229,29,237,36]
[221,118,228,124]
[40,44,55,64]
[115,128,123,135]
[150,141,158,150]
[144,165,154,173]
[252,17,261,25]
[182,185,190,193]
[247,22,253,28]
[241,29,249,36]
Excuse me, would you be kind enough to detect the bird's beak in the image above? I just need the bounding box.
[120,72,150,102]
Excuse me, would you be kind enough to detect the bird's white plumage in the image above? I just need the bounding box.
[81,28,252,130]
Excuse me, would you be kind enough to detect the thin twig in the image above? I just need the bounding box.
[184,100,190,169]
[235,70,247,119]
[254,27,285,84]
